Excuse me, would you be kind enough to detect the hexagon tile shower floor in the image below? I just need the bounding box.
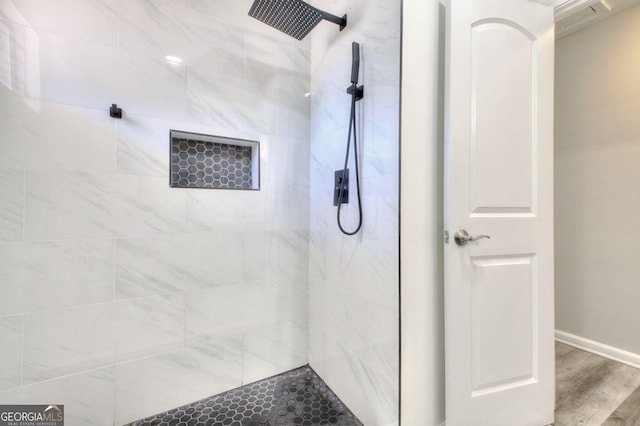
[126,366,363,425]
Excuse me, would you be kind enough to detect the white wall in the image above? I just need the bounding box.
[307,0,401,424]
[400,0,446,424]
[555,4,640,355]
[0,0,310,424]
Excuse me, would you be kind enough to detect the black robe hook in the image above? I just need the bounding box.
[110,104,122,119]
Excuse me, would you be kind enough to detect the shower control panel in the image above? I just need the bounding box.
[333,169,349,206]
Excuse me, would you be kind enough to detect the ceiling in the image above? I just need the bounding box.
[529,0,640,37]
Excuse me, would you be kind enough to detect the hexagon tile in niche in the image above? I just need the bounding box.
[170,131,259,190]
[126,366,363,426]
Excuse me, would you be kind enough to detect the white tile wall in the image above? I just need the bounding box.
[115,233,244,298]
[35,29,119,109]
[185,277,307,345]
[307,0,401,424]
[26,102,117,174]
[114,51,189,121]
[186,73,291,137]
[24,173,202,240]
[0,315,22,391]
[243,321,308,384]
[0,94,29,170]
[244,33,310,90]
[114,337,243,425]
[22,302,116,385]
[0,367,116,426]
[0,239,114,315]
[118,0,244,73]
[115,294,185,361]
[0,95,117,174]
[0,0,118,46]
[0,170,24,240]
[0,0,311,422]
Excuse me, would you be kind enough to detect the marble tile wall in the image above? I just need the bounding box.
[308,1,401,425]
[0,0,310,424]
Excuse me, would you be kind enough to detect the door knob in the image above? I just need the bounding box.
[454,229,490,246]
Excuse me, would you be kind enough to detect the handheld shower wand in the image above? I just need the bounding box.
[351,42,360,84]
[346,42,364,101]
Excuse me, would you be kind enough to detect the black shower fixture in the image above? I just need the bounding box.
[335,42,364,236]
[248,0,346,40]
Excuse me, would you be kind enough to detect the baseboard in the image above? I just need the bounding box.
[555,330,640,369]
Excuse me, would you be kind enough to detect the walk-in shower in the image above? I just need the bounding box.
[0,0,399,424]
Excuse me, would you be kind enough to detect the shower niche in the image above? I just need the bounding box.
[170,130,260,190]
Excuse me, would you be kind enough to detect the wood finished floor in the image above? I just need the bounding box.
[555,342,640,426]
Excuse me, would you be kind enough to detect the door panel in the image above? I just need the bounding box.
[471,21,535,214]
[471,254,535,394]
[444,0,555,424]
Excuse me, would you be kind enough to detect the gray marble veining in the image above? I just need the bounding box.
[0,239,114,316]
[0,0,117,46]
[0,170,24,241]
[0,316,23,391]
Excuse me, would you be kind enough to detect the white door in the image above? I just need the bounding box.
[444,0,555,425]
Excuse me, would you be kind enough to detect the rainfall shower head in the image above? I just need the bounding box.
[248,0,347,40]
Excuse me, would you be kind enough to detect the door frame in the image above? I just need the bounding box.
[400,0,447,424]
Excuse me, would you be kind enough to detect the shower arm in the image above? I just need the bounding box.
[319,11,347,31]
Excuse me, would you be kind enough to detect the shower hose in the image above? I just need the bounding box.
[336,81,363,236]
